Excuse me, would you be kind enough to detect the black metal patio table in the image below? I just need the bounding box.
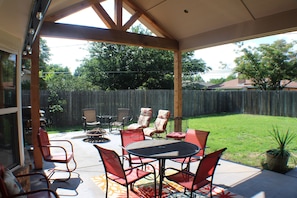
[126,139,199,197]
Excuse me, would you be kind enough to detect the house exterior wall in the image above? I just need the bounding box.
[0,28,24,169]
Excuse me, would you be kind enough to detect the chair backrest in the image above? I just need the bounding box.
[120,129,145,156]
[154,109,170,131]
[0,164,9,197]
[137,108,153,128]
[116,108,130,123]
[193,148,227,186]
[0,164,25,197]
[37,127,51,158]
[82,108,97,122]
[93,145,126,179]
[185,129,209,157]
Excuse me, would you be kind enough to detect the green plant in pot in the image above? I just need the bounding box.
[266,126,296,173]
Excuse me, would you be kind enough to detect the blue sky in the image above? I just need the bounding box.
[43,6,297,82]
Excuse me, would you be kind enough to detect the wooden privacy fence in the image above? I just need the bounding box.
[22,90,297,127]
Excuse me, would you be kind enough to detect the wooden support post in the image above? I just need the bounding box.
[30,36,43,169]
[173,50,182,132]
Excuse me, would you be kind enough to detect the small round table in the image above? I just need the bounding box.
[126,139,199,197]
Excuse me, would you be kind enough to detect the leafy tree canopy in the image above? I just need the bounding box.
[234,39,297,90]
[42,64,95,91]
[209,74,237,84]
[76,25,210,90]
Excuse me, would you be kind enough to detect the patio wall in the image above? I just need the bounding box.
[22,90,297,127]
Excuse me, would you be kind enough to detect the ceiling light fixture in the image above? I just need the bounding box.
[28,28,35,35]
[36,11,43,20]
[23,0,51,57]
[26,45,31,51]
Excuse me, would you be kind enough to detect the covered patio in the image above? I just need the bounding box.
[1,0,297,197]
[26,0,297,170]
[29,130,297,198]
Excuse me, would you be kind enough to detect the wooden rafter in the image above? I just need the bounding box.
[123,11,141,31]
[122,0,174,39]
[45,0,99,22]
[92,1,117,29]
[45,0,174,40]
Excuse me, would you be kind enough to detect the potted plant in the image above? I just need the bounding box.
[265,126,296,173]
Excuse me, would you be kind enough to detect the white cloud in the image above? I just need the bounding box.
[195,43,238,81]
[43,37,89,74]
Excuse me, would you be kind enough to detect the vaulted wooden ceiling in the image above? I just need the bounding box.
[1,0,297,53]
[41,0,297,52]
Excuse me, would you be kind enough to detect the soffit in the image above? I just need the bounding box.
[136,0,297,39]
[0,0,33,41]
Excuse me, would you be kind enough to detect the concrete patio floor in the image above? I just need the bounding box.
[30,130,297,198]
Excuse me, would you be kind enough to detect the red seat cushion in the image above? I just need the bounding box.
[166,132,186,139]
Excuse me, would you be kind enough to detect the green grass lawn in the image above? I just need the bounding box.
[186,113,297,169]
[46,125,82,134]
[47,113,297,169]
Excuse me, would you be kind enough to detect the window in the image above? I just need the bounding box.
[0,113,19,168]
[0,50,16,108]
[0,50,18,169]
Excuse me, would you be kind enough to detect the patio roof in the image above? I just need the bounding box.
[1,0,297,52]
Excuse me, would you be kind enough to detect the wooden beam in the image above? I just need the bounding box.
[173,50,182,132]
[92,1,117,29]
[40,22,179,50]
[123,0,174,39]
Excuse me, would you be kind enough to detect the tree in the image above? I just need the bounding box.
[182,51,210,81]
[76,43,172,89]
[209,74,236,84]
[75,25,209,90]
[41,64,96,126]
[234,39,297,90]
[21,38,51,90]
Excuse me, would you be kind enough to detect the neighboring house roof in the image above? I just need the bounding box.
[183,81,214,90]
[209,79,297,90]
[282,80,297,88]
[1,82,15,89]
[209,79,254,90]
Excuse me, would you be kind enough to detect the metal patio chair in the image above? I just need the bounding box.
[120,129,157,167]
[37,127,77,181]
[93,145,156,198]
[82,108,101,132]
[110,108,132,131]
[171,129,210,171]
[165,148,227,198]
